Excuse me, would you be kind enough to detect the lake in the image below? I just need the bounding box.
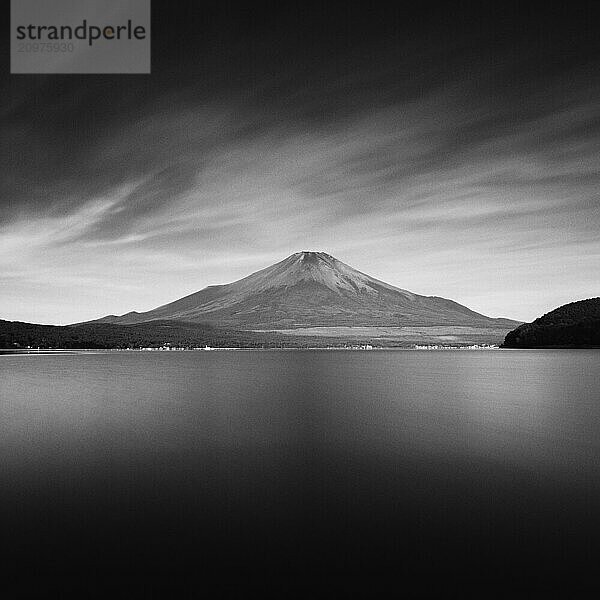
[1,350,599,592]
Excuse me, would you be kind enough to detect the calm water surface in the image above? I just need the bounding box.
[1,350,599,588]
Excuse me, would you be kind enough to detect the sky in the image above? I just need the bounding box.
[1,2,599,324]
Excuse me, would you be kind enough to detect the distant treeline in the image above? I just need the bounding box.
[502,298,600,348]
[0,319,333,349]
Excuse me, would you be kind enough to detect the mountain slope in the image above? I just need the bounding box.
[502,298,600,348]
[91,251,519,329]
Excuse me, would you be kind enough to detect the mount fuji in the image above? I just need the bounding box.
[90,252,518,339]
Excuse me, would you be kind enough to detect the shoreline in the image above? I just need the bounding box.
[1,345,506,354]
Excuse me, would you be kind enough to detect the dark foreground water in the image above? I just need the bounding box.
[1,350,599,593]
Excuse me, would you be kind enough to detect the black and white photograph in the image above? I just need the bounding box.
[2,1,600,595]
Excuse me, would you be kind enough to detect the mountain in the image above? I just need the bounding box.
[502,298,600,348]
[90,252,518,335]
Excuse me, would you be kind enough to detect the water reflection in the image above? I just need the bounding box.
[0,350,599,585]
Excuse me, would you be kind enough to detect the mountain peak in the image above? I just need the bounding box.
[292,251,333,263]
[287,251,337,269]
[256,250,405,296]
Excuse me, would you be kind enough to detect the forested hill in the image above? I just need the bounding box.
[0,319,301,349]
[502,298,600,348]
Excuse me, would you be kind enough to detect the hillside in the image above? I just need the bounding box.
[502,298,600,348]
[0,319,306,349]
